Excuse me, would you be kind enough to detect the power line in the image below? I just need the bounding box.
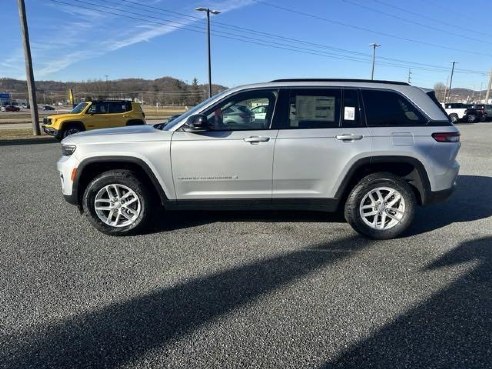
[369,0,492,39]
[342,0,492,46]
[45,0,488,78]
[254,0,492,59]
[113,0,490,76]
[113,0,489,75]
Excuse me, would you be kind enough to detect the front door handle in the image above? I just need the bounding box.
[336,134,363,141]
[244,136,270,144]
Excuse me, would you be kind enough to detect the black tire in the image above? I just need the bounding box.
[449,113,459,123]
[344,172,416,240]
[466,114,476,123]
[82,170,152,236]
[61,123,84,139]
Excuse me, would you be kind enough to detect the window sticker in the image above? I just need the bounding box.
[344,106,355,120]
[296,96,335,121]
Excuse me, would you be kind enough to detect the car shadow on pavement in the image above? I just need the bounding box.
[147,208,345,234]
[2,235,370,369]
[149,175,491,236]
[322,236,492,369]
[409,175,492,236]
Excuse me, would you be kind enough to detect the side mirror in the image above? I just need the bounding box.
[184,114,209,132]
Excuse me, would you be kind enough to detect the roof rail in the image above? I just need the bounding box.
[270,78,409,86]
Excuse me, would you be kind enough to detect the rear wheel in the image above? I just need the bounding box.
[82,170,152,235]
[449,113,459,123]
[344,172,416,239]
[467,114,477,123]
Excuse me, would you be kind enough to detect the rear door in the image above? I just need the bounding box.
[272,88,373,200]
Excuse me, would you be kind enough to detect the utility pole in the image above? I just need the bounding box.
[17,0,40,135]
[446,61,456,103]
[485,69,492,104]
[407,68,412,84]
[370,43,380,80]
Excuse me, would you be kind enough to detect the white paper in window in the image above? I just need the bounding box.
[296,96,335,121]
[344,106,355,120]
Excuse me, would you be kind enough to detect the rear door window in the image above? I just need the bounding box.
[286,89,341,129]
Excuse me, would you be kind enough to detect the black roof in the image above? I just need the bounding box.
[270,78,409,86]
[90,99,133,103]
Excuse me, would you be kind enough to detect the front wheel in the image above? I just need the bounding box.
[82,170,152,235]
[467,114,477,123]
[344,172,416,239]
[61,125,83,139]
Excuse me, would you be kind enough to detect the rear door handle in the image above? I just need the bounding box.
[244,136,270,143]
[336,134,363,141]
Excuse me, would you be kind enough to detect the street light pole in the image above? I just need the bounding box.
[370,43,381,80]
[196,7,220,98]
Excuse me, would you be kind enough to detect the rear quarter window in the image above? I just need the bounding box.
[362,89,427,127]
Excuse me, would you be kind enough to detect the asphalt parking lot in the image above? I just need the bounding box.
[1,123,491,368]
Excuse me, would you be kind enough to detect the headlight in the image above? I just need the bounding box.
[61,145,76,156]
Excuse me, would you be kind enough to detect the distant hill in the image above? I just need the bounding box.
[1,77,487,105]
[0,77,228,106]
[447,88,488,103]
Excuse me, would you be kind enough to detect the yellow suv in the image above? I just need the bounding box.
[42,100,146,140]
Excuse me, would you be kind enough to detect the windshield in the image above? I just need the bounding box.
[71,102,88,114]
[163,90,231,130]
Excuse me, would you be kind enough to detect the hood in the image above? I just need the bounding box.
[47,113,81,121]
[62,125,171,145]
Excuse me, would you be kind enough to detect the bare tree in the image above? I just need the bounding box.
[434,82,447,102]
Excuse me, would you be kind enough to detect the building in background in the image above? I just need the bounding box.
[0,92,11,106]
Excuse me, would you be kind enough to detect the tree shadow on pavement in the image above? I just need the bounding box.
[409,175,492,236]
[1,235,369,369]
[0,137,57,146]
[322,236,492,369]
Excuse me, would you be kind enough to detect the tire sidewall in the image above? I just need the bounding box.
[82,171,150,235]
[62,126,82,138]
[344,174,416,239]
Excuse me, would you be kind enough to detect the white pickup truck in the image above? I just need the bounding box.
[442,103,467,123]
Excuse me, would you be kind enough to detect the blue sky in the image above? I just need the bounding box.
[1,0,492,89]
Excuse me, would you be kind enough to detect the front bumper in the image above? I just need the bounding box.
[42,125,59,137]
[57,154,79,205]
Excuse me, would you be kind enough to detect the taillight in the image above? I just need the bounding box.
[432,132,460,142]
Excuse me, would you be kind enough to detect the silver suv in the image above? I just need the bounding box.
[57,79,460,239]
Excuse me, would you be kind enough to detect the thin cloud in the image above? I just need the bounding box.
[107,0,257,51]
[1,0,257,79]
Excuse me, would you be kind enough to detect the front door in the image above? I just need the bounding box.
[171,89,279,200]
